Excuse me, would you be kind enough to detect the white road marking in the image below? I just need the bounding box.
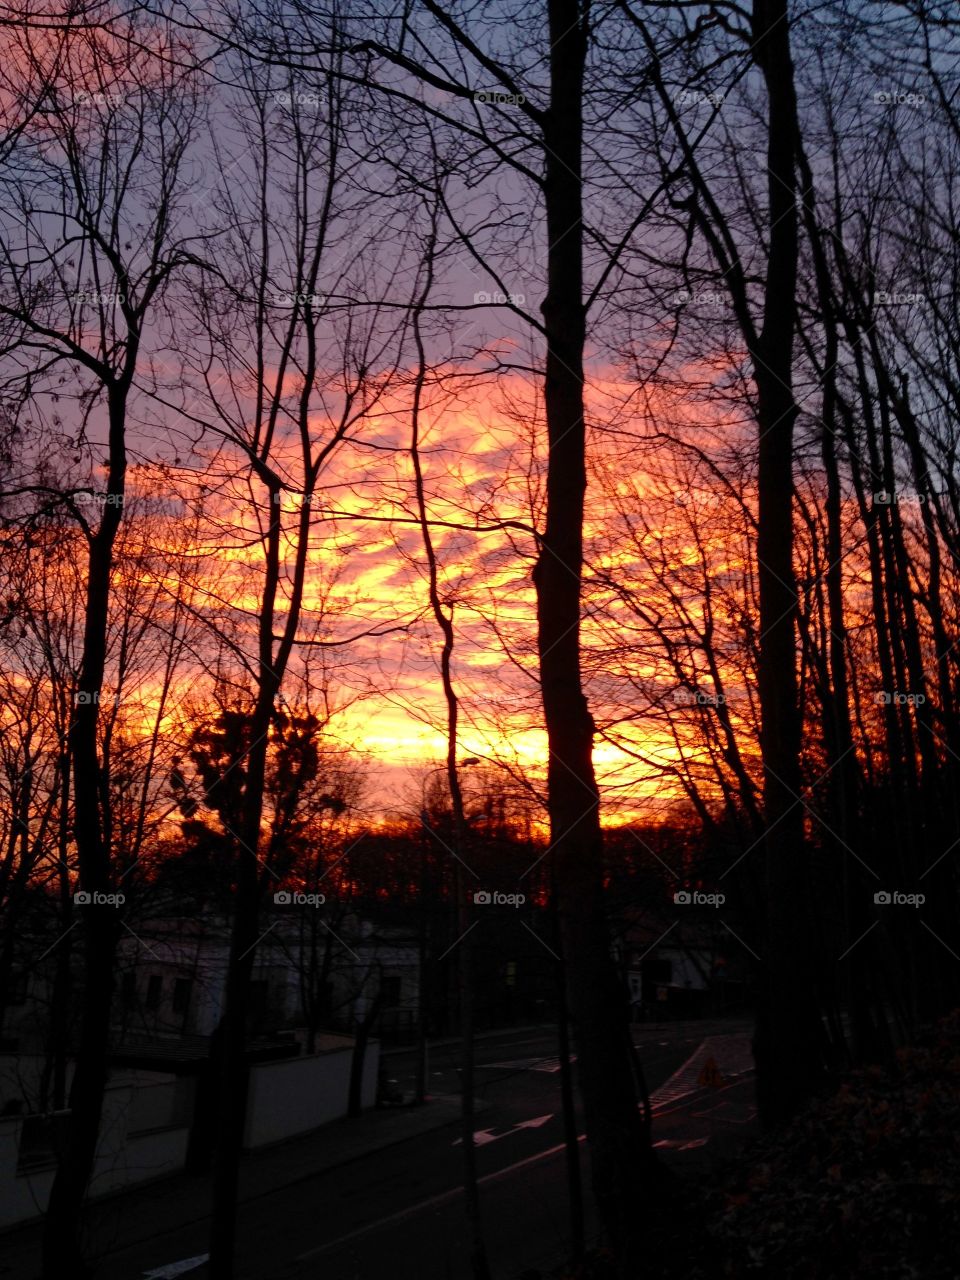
[514,1114,553,1130]
[652,1138,710,1151]
[296,1138,584,1261]
[143,1255,209,1279]
[452,1115,553,1146]
[478,1055,573,1073]
[296,1054,754,1262]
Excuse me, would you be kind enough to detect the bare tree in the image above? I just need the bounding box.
[0,16,200,1271]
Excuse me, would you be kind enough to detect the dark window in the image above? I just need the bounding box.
[647,957,673,985]
[8,970,27,1005]
[249,980,268,1021]
[121,971,137,1005]
[145,975,162,1009]
[172,978,192,1014]
[380,976,401,1008]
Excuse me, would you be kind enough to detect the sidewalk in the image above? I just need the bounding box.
[649,1031,755,1109]
[380,1013,754,1058]
[0,1096,472,1279]
[379,1022,551,1057]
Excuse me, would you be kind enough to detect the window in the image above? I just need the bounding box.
[145,975,163,1009]
[16,1111,70,1175]
[8,970,27,1006]
[380,976,402,1008]
[172,978,192,1014]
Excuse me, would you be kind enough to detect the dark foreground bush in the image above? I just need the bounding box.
[703,1013,960,1278]
[539,1012,960,1279]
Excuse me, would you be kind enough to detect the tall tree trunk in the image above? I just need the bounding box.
[42,387,127,1278]
[535,0,663,1265]
[749,0,826,1126]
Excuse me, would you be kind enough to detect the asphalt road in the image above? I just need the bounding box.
[3,1017,755,1280]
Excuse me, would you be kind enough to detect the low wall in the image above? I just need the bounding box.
[0,1043,377,1229]
[244,1041,379,1148]
[0,1078,190,1233]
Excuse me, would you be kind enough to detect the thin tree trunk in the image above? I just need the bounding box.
[408,234,490,1279]
[348,986,382,1118]
[208,680,277,1279]
[550,880,584,1263]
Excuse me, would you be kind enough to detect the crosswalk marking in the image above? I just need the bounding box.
[479,1056,569,1073]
